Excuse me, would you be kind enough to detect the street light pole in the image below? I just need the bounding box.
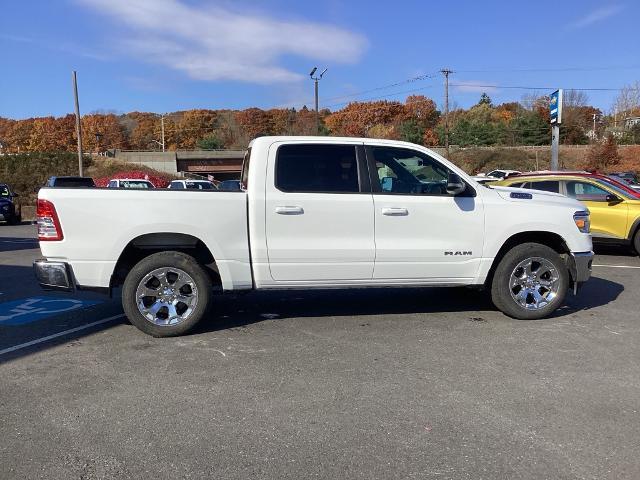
[440,68,453,158]
[161,114,165,152]
[310,67,327,135]
[72,71,84,176]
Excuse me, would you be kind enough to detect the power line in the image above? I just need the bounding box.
[454,65,640,74]
[322,73,436,103]
[450,83,639,92]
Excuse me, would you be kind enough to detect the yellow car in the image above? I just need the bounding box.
[493,172,640,255]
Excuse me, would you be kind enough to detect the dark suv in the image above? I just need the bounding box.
[0,183,21,225]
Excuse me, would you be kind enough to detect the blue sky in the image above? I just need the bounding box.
[1,0,638,119]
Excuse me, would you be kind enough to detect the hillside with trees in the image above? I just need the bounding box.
[1,86,639,154]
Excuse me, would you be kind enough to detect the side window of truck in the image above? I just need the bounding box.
[370,146,450,195]
[275,144,359,193]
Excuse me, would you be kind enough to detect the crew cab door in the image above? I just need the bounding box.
[265,142,375,282]
[366,146,484,282]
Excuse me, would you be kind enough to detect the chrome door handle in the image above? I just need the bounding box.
[275,206,304,215]
[381,207,408,216]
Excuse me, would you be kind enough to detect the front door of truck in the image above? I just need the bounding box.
[265,142,375,282]
[366,146,484,282]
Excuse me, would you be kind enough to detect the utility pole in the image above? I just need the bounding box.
[72,71,84,176]
[310,67,327,135]
[161,114,165,152]
[441,68,453,158]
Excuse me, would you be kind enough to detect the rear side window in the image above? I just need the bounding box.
[275,144,359,193]
[525,180,560,193]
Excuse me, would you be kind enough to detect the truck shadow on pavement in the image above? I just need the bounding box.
[0,236,39,253]
[194,276,624,334]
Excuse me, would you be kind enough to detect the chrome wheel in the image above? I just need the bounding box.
[135,267,198,326]
[509,257,560,310]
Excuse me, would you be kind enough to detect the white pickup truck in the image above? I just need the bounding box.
[34,136,593,336]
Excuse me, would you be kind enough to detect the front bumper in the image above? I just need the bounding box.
[33,259,75,292]
[566,251,593,288]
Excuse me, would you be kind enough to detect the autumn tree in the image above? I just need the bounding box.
[1,118,34,153]
[292,106,317,136]
[174,109,218,149]
[128,112,163,150]
[325,101,405,137]
[82,114,128,151]
[27,116,74,151]
[235,108,275,138]
[584,134,620,171]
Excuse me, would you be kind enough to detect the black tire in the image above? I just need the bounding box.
[122,251,212,337]
[7,213,20,225]
[633,229,640,256]
[491,242,569,320]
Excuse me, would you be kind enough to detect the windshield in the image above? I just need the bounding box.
[0,185,9,197]
[121,181,153,189]
[186,181,215,190]
[487,171,504,178]
[595,178,640,199]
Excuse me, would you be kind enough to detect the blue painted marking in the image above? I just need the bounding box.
[0,297,100,326]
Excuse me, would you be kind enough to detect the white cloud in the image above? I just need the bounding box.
[76,0,367,83]
[567,5,624,29]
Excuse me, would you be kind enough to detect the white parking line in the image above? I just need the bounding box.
[593,264,640,269]
[0,314,125,356]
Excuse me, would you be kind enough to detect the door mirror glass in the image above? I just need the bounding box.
[446,173,466,195]
[606,194,622,203]
[381,176,394,192]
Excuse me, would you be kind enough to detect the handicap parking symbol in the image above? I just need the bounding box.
[0,297,100,326]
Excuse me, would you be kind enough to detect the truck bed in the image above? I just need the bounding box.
[38,188,252,291]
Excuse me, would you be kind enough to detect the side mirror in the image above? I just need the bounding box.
[606,194,622,203]
[381,176,394,192]
[446,172,466,195]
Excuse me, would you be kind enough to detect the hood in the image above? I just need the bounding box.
[489,186,586,211]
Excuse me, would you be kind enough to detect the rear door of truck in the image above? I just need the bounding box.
[264,141,375,282]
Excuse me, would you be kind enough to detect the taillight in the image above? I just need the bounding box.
[37,199,64,241]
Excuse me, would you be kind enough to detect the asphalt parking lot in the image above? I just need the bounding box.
[1,223,640,479]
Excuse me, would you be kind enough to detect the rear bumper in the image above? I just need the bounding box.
[567,251,594,285]
[33,259,75,292]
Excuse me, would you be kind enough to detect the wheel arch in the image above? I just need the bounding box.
[628,216,640,241]
[111,232,221,289]
[485,231,570,287]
